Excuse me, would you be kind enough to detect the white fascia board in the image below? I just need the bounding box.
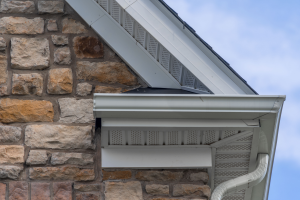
[118,0,247,94]
[102,147,212,168]
[66,0,181,89]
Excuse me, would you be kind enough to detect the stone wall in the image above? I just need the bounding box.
[0,1,211,199]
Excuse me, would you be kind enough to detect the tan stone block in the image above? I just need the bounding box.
[38,1,64,14]
[76,61,139,86]
[11,37,49,70]
[0,145,24,164]
[53,182,72,200]
[74,183,100,192]
[9,182,28,200]
[0,183,6,200]
[76,83,93,96]
[47,19,58,32]
[0,166,23,180]
[173,184,211,198]
[136,171,183,182]
[26,150,48,165]
[29,167,95,181]
[146,184,169,196]
[0,126,22,143]
[31,182,50,200]
[25,125,94,150]
[0,99,54,124]
[73,36,104,59]
[105,181,142,200]
[94,86,123,93]
[76,193,99,200]
[0,17,44,34]
[0,54,7,84]
[190,172,209,183]
[102,170,132,181]
[151,199,182,200]
[0,85,8,96]
[52,35,68,45]
[62,18,87,34]
[12,73,43,96]
[47,68,73,94]
[1,0,35,14]
[0,37,6,51]
[51,152,94,166]
[54,47,72,65]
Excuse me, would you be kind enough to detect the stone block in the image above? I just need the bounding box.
[51,152,94,166]
[136,171,183,182]
[1,0,35,14]
[54,47,72,65]
[9,182,28,200]
[190,172,209,183]
[29,167,95,181]
[25,125,94,150]
[77,61,139,86]
[38,1,64,14]
[102,170,132,181]
[52,35,68,45]
[0,183,6,200]
[0,37,6,51]
[47,68,73,94]
[105,181,143,200]
[0,99,54,124]
[76,83,93,96]
[0,17,44,34]
[146,184,169,196]
[11,37,49,70]
[0,166,23,180]
[47,19,58,31]
[31,182,50,200]
[0,54,7,84]
[74,183,101,192]
[151,199,182,200]
[62,18,87,34]
[73,36,104,58]
[53,182,72,200]
[26,150,48,165]
[0,85,8,96]
[0,126,21,143]
[76,193,99,200]
[58,98,94,123]
[94,86,123,93]
[12,73,43,96]
[0,145,24,164]
[173,184,211,198]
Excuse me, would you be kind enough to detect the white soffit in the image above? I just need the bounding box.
[117,0,250,94]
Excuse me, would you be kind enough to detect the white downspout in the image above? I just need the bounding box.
[211,154,269,200]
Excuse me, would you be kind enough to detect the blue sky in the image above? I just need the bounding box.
[163,0,300,199]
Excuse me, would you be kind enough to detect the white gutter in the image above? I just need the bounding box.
[211,154,269,200]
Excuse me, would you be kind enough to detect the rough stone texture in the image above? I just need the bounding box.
[26,150,48,165]
[0,0,35,14]
[94,86,123,93]
[47,19,58,31]
[47,68,73,94]
[74,184,101,192]
[0,166,23,180]
[53,182,72,200]
[73,36,104,58]
[0,85,8,96]
[190,172,209,183]
[173,184,211,198]
[51,152,94,166]
[151,199,182,200]
[0,145,24,164]
[146,184,169,196]
[105,181,143,200]
[25,125,94,150]
[11,37,50,70]
[29,167,95,181]
[62,18,87,34]
[12,73,43,96]
[54,47,72,65]
[0,37,6,51]
[0,126,21,143]
[52,35,68,45]
[58,98,94,123]
[76,193,99,200]
[0,17,44,34]
[76,83,92,96]
[0,54,7,84]
[31,182,50,200]
[0,99,54,124]
[9,182,28,200]
[38,1,64,14]
[0,183,6,200]
[136,171,183,182]
[77,61,139,86]
[103,170,132,181]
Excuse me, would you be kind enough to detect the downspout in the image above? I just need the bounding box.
[211,154,269,200]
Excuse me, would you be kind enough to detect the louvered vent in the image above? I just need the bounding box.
[123,11,134,36]
[147,35,159,59]
[159,46,171,71]
[110,130,124,145]
[183,68,196,88]
[135,23,147,47]
[171,58,183,82]
[147,131,161,145]
[167,131,181,145]
[111,0,121,23]
[98,0,108,11]
[129,130,143,145]
[203,130,219,145]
